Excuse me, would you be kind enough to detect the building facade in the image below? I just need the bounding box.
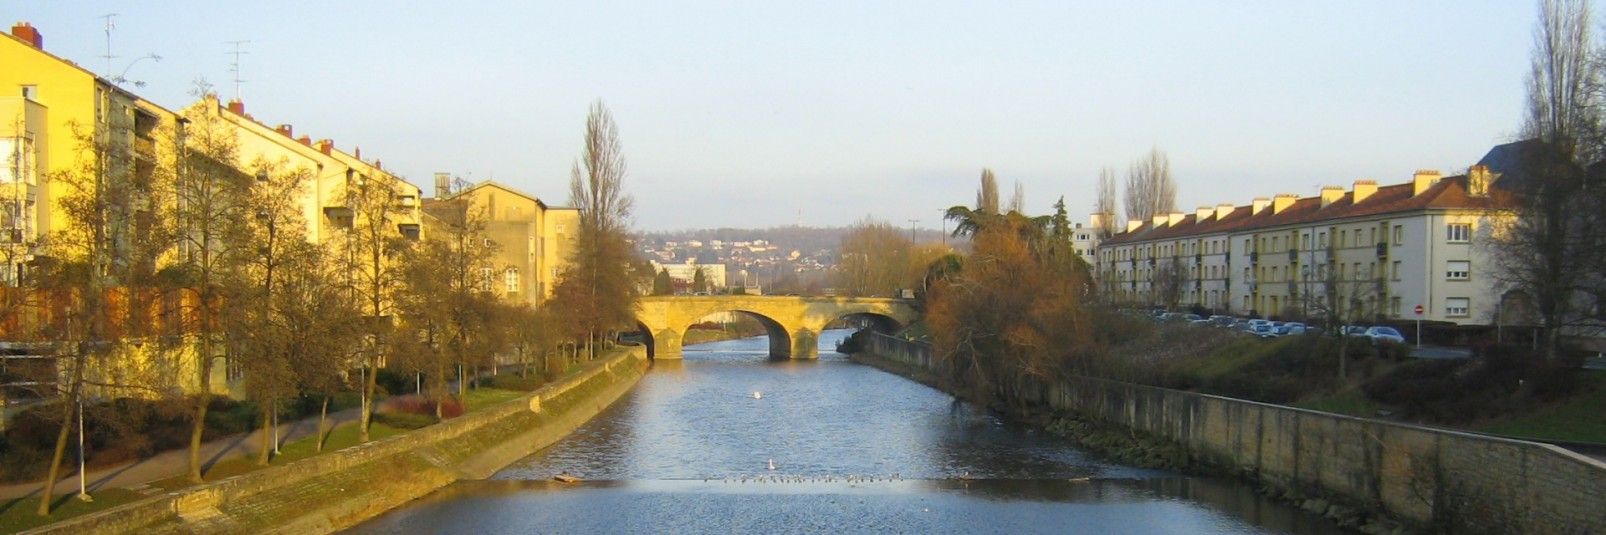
[423,178,578,306]
[2,22,182,284]
[1094,167,1511,324]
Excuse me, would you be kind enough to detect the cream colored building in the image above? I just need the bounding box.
[651,261,727,292]
[1095,167,1512,324]
[423,178,578,306]
[187,95,423,245]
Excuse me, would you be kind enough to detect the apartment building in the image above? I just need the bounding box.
[1094,166,1512,324]
[2,22,182,283]
[187,94,424,245]
[423,178,578,306]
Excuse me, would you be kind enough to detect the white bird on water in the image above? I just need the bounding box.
[768,459,776,471]
[752,391,763,399]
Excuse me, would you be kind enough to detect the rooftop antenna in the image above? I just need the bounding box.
[100,13,119,76]
[225,40,251,100]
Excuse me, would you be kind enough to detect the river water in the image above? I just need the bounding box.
[348,330,1346,534]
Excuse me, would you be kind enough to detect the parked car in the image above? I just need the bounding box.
[1247,323,1276,337]
[1271,322,1309,337]
[1363,326,1406,344]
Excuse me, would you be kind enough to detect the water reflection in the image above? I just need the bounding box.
[347,331,1345,534]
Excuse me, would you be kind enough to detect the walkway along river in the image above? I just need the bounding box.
[347,330,1345,534]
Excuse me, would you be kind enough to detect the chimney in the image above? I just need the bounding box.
[1272,193,1296,214]
[1167,212,1185,227]
[297,135,312,146]
[316,139,333,155]
[434,172,452,198]
[11,22,42,49]
[1412,169,1441,196]
[353,146,361,160]
[1319,186,1344,208]
[1215,203,1234,220]
[1467,165,1493,197]
[226,99,245,115]
[1126,219,1142,232]
[1195,206,1213,222]
[1352,179,1378,203]
[1251,197,1270,215]
[275,124,293,137]
[1089,213,1109,231]
[1151,215,1168,228]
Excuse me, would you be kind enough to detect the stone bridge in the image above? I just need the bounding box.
[634,296,918,359]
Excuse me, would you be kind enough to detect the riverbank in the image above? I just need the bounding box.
[851,333,1606,534]
[20,347,649,535]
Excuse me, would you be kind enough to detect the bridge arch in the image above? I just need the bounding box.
[635,296,917,360]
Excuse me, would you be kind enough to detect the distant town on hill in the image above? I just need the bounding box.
[636,226,947,293]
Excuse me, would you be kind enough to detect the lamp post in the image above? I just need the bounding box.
[907,219,919,243]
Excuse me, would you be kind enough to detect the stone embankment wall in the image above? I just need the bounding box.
[861,333,1606,533]
[25,347,650,535]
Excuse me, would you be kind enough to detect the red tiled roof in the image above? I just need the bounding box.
[1100,175,1513,246]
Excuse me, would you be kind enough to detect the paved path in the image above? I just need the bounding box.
[0,407,362,501]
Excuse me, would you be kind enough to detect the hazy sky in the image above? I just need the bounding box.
[9,1,1536,231]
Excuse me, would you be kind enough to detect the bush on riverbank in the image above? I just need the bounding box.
[1362,343,1588,424]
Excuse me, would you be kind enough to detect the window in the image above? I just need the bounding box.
[480,267,493,292]
[1302,234,1310,250]
[504,268,520,293]
[1446,223,1471,243]
[1445,297,1470,317]
[1368,228,1376,245]
[1392,261,1401,281]
[1318,231,1327,248]
[1340,230,1348,247]
[1393,225,1403,245]
[1446,260,1469,280]
[1391,297,1402,316]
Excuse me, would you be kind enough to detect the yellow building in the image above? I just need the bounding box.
[2,22,182,283]
[422,178,577,306]
[184,94,424,245]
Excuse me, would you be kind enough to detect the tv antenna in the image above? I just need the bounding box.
[226,40,251,100]
[98,13,162,88]
[100,13,119,76]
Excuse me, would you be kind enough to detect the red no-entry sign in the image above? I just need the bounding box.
[1414,304,1424,316]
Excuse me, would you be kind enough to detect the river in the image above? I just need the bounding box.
[348,330,1346,534]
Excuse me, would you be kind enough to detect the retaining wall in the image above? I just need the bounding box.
[863,333,1606,533]
[24,347,649,535]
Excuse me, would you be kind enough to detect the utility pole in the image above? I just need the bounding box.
[907,219,918,243]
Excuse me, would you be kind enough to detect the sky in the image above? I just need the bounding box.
[7,1,1538,231]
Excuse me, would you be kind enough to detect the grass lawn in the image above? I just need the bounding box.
[460,388,525,412]
[1291,388,1380,418]
[0,414,418,532]
[1476,371,1606,443]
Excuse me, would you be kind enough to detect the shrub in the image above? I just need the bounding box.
[375,368,414,397]
[374,412,436,430]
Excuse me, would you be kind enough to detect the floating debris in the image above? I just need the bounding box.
[553,474,582,483]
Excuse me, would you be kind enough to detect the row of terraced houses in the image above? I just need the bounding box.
[1087,162,1520,326]
[2,22,577,399]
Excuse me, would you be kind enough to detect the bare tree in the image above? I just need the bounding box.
[1152,254,1189,310]
[1007,180,1026,214]
[556,100,638,360]
[976,168,1000,214]
[1094,167,1119,238]
[1489,0,1606,359]
[1123,147,1178,222]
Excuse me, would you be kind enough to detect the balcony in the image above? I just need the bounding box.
[1376,242,1388,257]
[1248,251,1259,264]
[1287,248,1298,262]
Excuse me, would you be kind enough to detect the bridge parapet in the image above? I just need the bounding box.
[635,296,916,359]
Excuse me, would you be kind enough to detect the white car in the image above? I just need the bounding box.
[1363,326,1406,344]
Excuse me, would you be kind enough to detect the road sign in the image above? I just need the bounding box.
[1413,304,1423,316]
